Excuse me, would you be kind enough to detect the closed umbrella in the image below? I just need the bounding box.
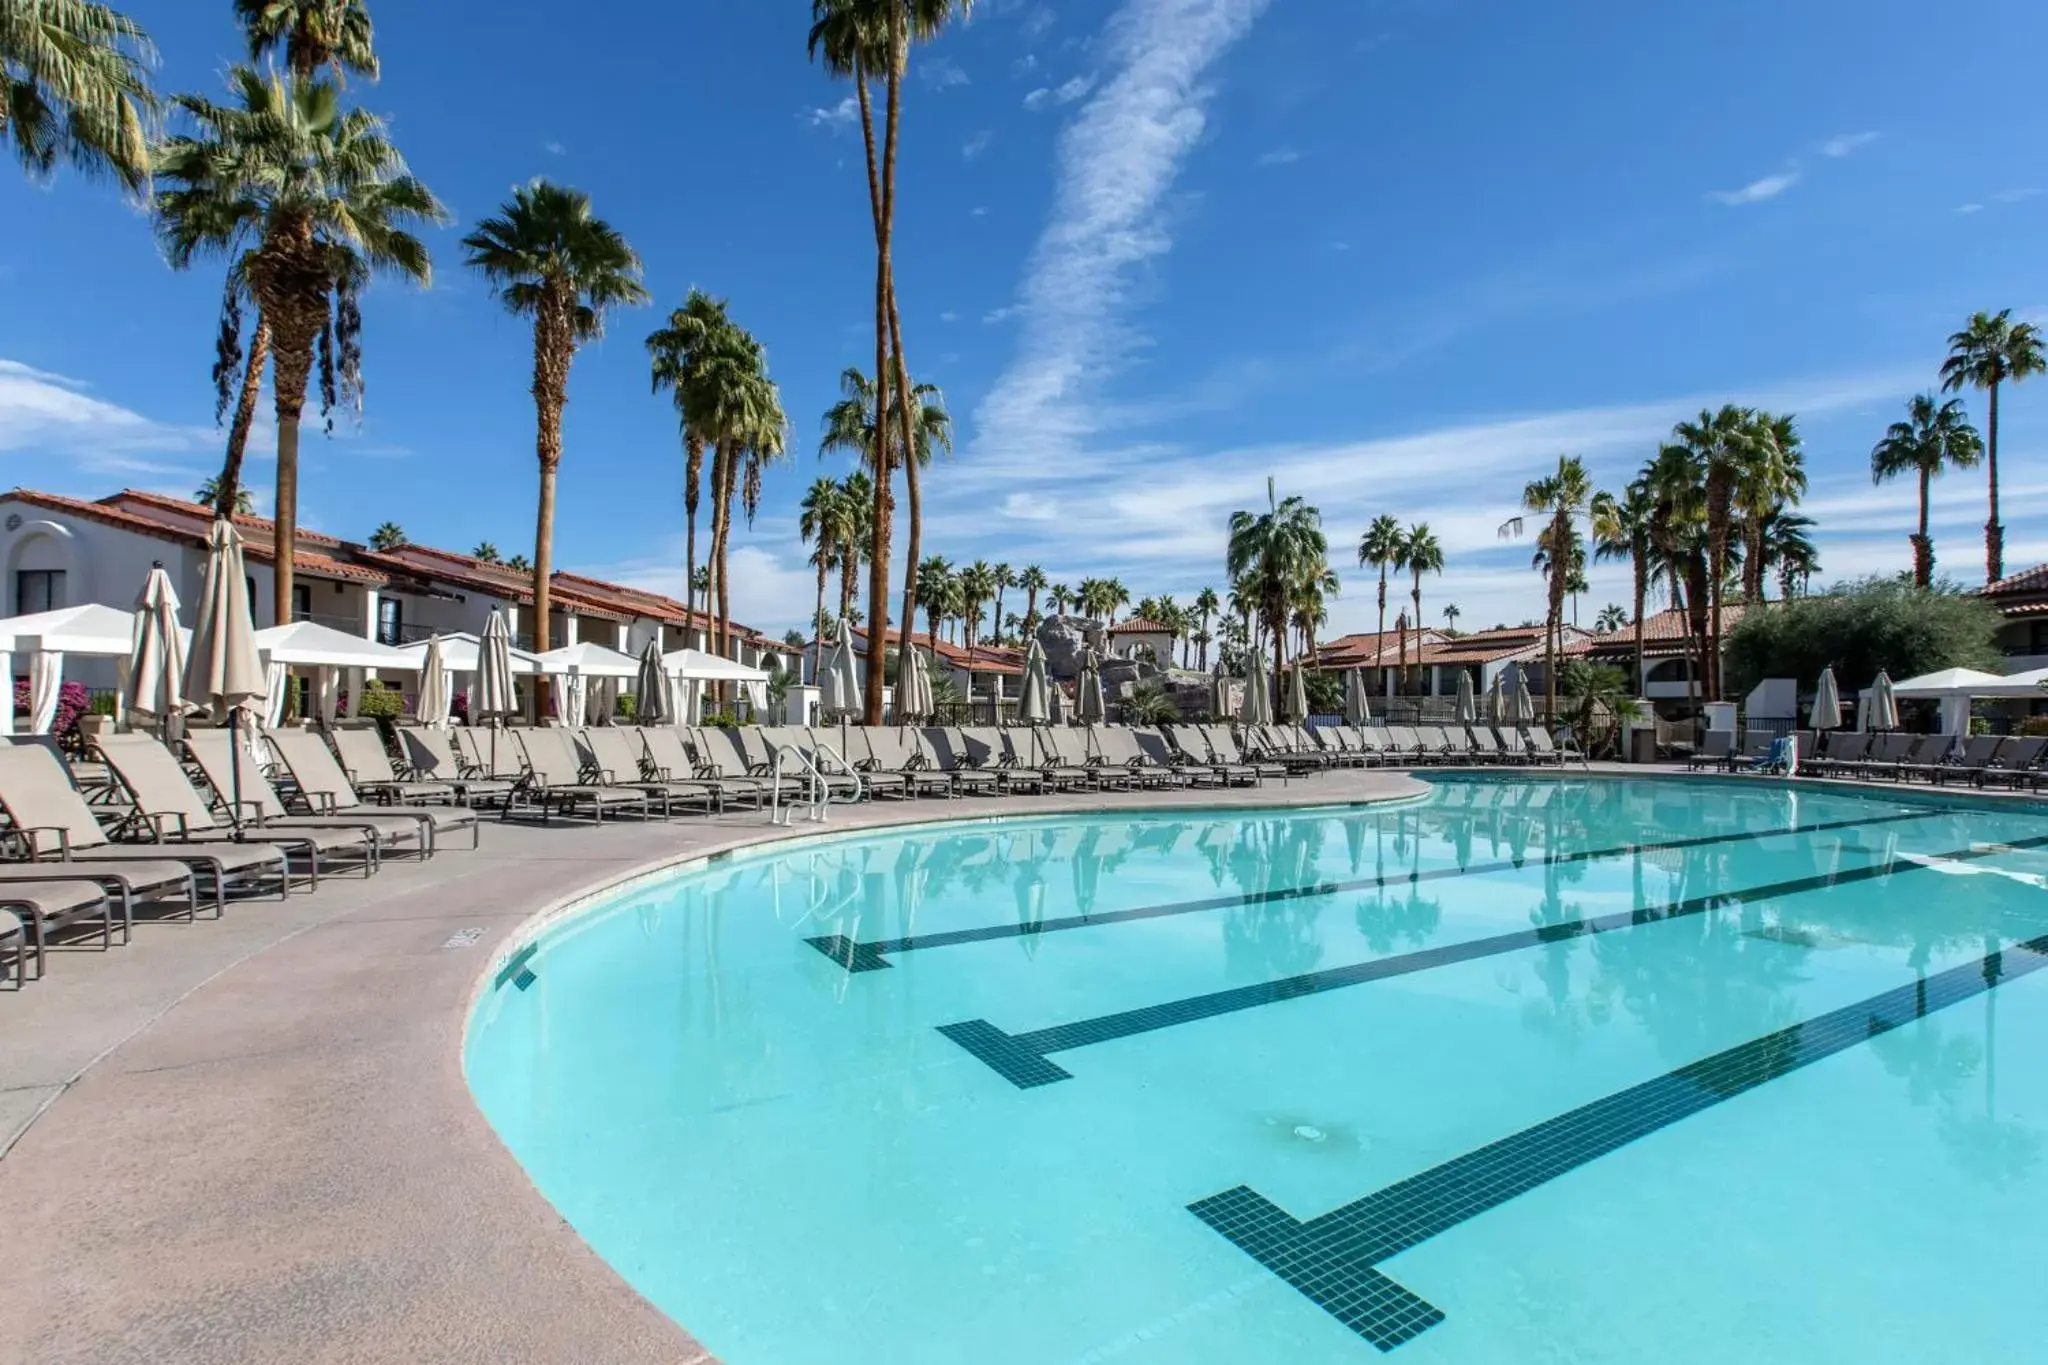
[1286,661,1310,723]
[1048,674,1068,725]
[1870,670,1900,731]
[182,519,267,825]
[1810,667,1842,730]
[416,636,452,728]
[1019,638,1052,724]
[26,652,62,734]
[632,639,669,726]
[1454,669,1477,724]
[1239,655,1272,726]
[1078,648,1107,724]
[1484,672,1505,725]
[1510,665,1536,725]
[1211,662,1233,720]
[474,607,518,774]
[821,620,862,716]
[1344,668,1371,726]
[126,564,190,732]
[894,644,931,723]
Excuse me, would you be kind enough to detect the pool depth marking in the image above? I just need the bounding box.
[939,829,2044,1089]
[1188,931,2048,1351]
[810,809,1940,972]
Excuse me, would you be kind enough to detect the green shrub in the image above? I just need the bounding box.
[1305,669,1344,715]
[355,680,404,720]
[1723,576,2000,696]
[616,691,638,720]
[1122,680,1180,724]
[2018,716,2048,737]
[702,708,740,728]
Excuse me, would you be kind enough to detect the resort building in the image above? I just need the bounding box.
[830,625,1025,708]
[1318,624,1580,700]
[1105,617,1178,666]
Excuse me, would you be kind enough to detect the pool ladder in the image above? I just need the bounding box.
[770,741,864,826]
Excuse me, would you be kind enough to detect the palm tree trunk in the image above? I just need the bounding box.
[1411,580,1424,694]
[215,315,269,517]
[267,309,321,630]
[1631,553,1646,694]
[814,554,828,646]
[683,432,704,623]
[1986,380,2003,583]
[1916,467,1934,589]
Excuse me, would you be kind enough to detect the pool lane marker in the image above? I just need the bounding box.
[809,810,1942,973]
[1189,928,2048,1352]
[937,822,2027,1090]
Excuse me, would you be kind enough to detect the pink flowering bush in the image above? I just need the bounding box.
[11,678,92,737]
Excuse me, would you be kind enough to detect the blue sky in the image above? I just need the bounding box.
[5,0,2048,638]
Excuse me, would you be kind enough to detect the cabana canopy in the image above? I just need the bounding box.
[662,648,770,683]
[1884,667,2008,698]
[388,632,541,675]
[534,640,639,678]
[251,620,419,670]
[0,602,156,657]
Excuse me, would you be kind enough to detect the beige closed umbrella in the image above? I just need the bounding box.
[1239,654,1272,726]
[1454,670,1477,724]
[416,636,452,728]
[1284,660,1309,725]
[1511,665,1536,726]
[1211,662,1233,720]
[1019,638,1052,725]
[1344,668,1371,726]
[1810,667,1842,731]
[1078,648,1107,724]
[822,620,862,716]
[182,519,267,824]
[632,638,670,726]
[126,563,190,734]
[1869,671,1900,731]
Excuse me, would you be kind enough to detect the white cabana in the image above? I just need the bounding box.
[1886,667,2007,698]
[252,620,419,670]
[0,602,146,656]
[665,648,770,713]
[534,640,640,679]
[389,631,542,676]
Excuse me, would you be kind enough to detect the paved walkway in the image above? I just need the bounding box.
[0,771,1425,1364]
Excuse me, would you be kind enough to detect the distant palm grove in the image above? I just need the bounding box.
[7,0,2039,722]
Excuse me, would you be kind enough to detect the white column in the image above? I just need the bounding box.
[616,622,629,651]
[564,614,579,646]
[360,588,380,641]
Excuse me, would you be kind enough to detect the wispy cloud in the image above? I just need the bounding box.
[1710,169,1800,206]
[1256,146,1300,167]
[0,358,226,485]
[983,305,1021,325]
[939,310,960,323]
[1819,130,1879,158]
[970,205,989,217]
[1995,186,2043,205]
[541,139,566,157]
[975,0,1273,473]
[1011,53,1039,77]
[804,96,860,132]
[1957,203,1986,216]
[1023,74,1096,110]
[922,57,970,90]
[962,129,994,160]
[1020,4,1057,40]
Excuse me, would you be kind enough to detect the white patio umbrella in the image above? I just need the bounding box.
[1484,671,1506,724]
[633,638,670,726]
[821,621,862,716]
[1078,648,1107,724]
[474,608,519,774]
[1239,655,1273,726]
[1284,660,1309,724]
[1510,665,1536,725]
[126,564,191,732]
[182,519,267,824]
[416,636,452,728]
[1810,667,1842,730]
[1211,662,1233,720]
[1454,669,1477,724]
[1047,676,1068,725]
[1869,670,1900,731]
[899,645,936,724]
[1019,638,1052,724]
[1344,668,1372,726]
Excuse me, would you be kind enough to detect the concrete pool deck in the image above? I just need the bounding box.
[0,770,1431,1364]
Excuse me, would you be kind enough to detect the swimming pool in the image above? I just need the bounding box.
[465,777,2048,1363]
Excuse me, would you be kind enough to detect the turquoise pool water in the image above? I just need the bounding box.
[465,778,2048,1363]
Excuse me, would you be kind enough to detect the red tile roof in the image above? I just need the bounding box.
[1985,563,2048,597]
[1108,617,1173,635]
[1569,603,1750,658]
[99,488,346,547]
[3,488,389,584]
[845,626,1026,675]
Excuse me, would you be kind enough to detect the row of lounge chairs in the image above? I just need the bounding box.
[1802,732,2048,788]
[1243,723,1584,769]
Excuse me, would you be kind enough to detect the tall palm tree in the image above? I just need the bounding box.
[1400,523,1442,691]
[1019,564,1047,638]
[1594,603,1627,633]
[368,519,403,550]
[697,325,787,667]
[1106,578,1130,626]
[818,365,952,488]
[1357,513,1403,660]
[647,289,736,620]
[1227,478,1330,682]
[233,0,376,80]
[1048,582,1072,616]
[1870,393,1983,588]
[1193,585,1221,669]
[2,0,157,193]
[471,540,500,563]
[1760,508,1820,599]
[800,475,846,642]
[1668,404,1749,699]
[1500,454,1591,718]
[919,555,952,651]
[991,563,1014,645]
[958,560,996,649]
[1442,602,1460,633]
[1941,309,2046,582]
[1735,410,1805,605]
[1591,479,1654,690]
[836,470,873,629]
[1643,441,1710,707]
[193,476,254,514]
[156,68,443,622]
[462,180,646,691]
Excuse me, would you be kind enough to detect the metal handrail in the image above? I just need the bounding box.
[770,741,863,825]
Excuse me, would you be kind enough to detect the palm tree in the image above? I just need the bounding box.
[368,520,404,550]
[155,68,443,622]
[1643,441,1710,705]
[1870,393,1983,588]
[1591,479,1654,690]
[1105,578,1130,626]
[990,563,1014,645]
[1193,586,1221,669]
[1442,602,1460,633]
[1019,564,1047,638]
[1048,582,1072,616]
[1668,404,1750,699]
[462,180,647,694]
[471,540,500,563]
[1760,508,1820,598]
[1941,309,2046,582]
[818,364,952,487]
[1501,454,1592,718]
[647,289,736,620]
[1594,603,1628,633]
[1735,410,1805,605]
[233,0,376,80]
[799,476,846,642]
[958,560,996,649]
[1400,523,1442,691]
[1357,514,1403,662]
[697,324,787,668]
[1227,478,1330,682]
[2,0,157,194]
[193,476,253,514]
[836,470,872,628]
[506,553,530,573]
[919,555,952,651]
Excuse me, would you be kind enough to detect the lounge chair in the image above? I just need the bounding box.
[326,725,457,806]
[1467,727,1505,763]
[864,728,953,798]
[1091,725,1177,788]
[920,727,1000,797]
[1196,725,1286,784]
[0,743,283,913]
[452,725,527,781]
[699,727,813,804]
[959,727,1046,793]
[182,729,421,868]
[1808,731,1867,776]
[1839,732,1919,780]
[1685,731,1734,771]
[1980,735,2048,789]
[579,727,719,816]
[1133,726,1241,786]
[396,726,520,805]
[1524,728,1580,768]
[1903,735,1998,785]
[0,879,115,981]
[1040,726,1128,789]
[636,726,759,808]
[509,727,652,822]
[264,726,479,851]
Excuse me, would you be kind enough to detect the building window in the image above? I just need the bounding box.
[292,584,313,622]
[376,597,403,646]
[14,569,64,615]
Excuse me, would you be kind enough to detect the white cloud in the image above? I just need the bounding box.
[1001,492,1060,521]
[970,205,989,217]
[1020,5,1057,40]
[1012,53,1039,76]
[975,0,1273,474]
[983,304,1022,325]
[939,310,960,323]
[1710,170,1799,206]
[580,538,817,637]
[0,358,225,484]
[922,57,970,90]
[542,139,566,157]
[962,129,994,160]
[1023,74,1096,110]
[1956,203,1986,215]
[1256,147,1300,167]
[805,96,860,132]
[1995,187,2043,204]
[1819,131,1879,158]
